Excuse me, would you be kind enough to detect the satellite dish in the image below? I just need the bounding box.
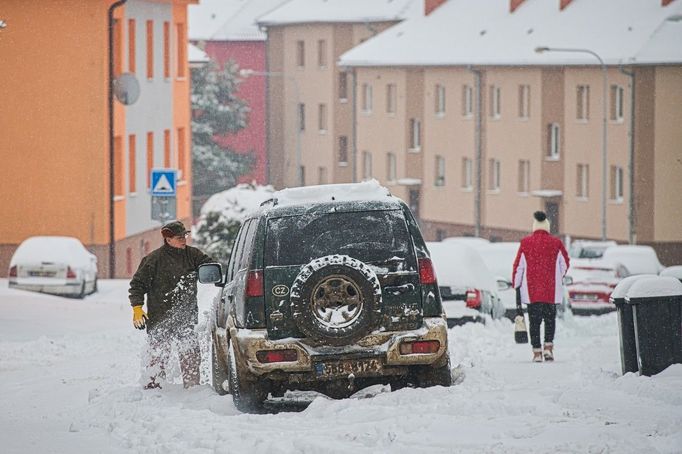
[113,73,140,105]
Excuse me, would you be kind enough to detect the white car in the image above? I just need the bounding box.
[569,240,618,259]
[8,236,98,298]
[601,245,664,275]
[426,241,506,326]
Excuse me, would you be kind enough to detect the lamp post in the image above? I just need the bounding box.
[535,46,608,241]
[239,69,302,187]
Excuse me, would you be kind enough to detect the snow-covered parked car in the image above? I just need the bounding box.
[601,245,664,275]
[660,265,682,282]
[8,236,98,298]
[569,240,618,259]
[427,241,506,326]
[566,258,629,314]
[198,180,451,411]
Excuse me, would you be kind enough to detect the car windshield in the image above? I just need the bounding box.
[265,209,413,268]
[570,246,609,259]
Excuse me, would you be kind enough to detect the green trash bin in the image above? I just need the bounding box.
[610,275,657,375]
[625,277,682,377]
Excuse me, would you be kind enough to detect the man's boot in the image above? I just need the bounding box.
[543,343,554,362]
[532,348,543,363]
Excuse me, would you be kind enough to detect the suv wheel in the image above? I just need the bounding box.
[415,352,452,388]
[228,340,267,412]
[290,255,382,346]
[211,334,229,396]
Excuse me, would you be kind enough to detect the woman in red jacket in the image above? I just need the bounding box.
[512,211,570,362]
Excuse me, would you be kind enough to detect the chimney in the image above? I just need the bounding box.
[425,0,446,15]
[510,0,526,13]
[560,0,573,10]
[662,0,674,6]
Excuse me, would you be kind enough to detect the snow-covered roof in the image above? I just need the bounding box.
[257,0,423,27]
[272,179,392,207]
[339,0,682,67]
[210,0,290,41]
[188,44,210,64]
[188,0,245,41]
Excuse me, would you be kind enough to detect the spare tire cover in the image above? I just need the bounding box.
[290,255,382,346]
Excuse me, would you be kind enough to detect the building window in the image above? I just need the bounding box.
[518,159,530,194]
[435,155,445,186]
[577,85,590,121]
[317,39,327,68]
[318,103,327,132]
[177,127,186,180]
[176,23,186,78]
[128,19,136,73]
[547,123,560,159]
[318,166,328,184]
[610,165,624,201]
[146,20,154,79]
[298,103,305,131]
[339,72,348,100]
[362,151,372,180]
[146,132,154,189]
[386,83,397,114]
[338,136,348,164]
[163,22,170,78]
[128,134,136,193]
[409,118,421,150]
[518,84,530,119]
[577,164,590,198]
[462,157,473,189]
[488,158,501,191]
[114,136,124,196]
[610,85,624,121]
[462,84,473,117]
[126,247,133,275]
[362,83,373,113]
[113,19,123,77]
[296,40,305,67]
[163,129,171,167]
[300,166,305,186]
[387,152,397,182]
[489,85,501,119]
[435,84,446,116]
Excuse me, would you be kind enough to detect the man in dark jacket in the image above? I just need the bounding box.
[129,220,213,388]
[512,211,570,362]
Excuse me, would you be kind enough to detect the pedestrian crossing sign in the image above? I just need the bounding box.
[151,169,177,197]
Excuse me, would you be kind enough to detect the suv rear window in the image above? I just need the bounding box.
[265,209,413,267]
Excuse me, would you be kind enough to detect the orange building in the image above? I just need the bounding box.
[0,0,196,278]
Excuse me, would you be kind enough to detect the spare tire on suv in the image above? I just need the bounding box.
[290,255,382,346]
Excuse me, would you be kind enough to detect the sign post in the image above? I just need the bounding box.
[150,169,177,223]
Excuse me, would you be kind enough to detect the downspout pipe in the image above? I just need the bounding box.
[351,69,357,183]
[108,0,127,278]
[468,66,483,237]
[619,65,636,244]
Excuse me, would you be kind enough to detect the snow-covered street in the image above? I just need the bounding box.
[1,279,681,454]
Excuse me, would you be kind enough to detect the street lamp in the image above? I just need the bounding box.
[239,68,303,187]
[535,46,608,241]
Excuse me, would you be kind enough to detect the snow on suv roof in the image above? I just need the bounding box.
[271,179,393,207]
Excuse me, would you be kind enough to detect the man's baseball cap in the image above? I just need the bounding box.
[161,220,190,238]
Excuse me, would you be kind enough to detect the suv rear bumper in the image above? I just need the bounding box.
[228,316,448,377]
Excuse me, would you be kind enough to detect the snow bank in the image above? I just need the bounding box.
[200,183,275,220]
[10,236,94,268]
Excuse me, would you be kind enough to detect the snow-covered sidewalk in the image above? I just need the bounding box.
[1,279,680,453]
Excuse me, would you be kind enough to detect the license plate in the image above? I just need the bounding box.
[29,271,56,277]
[314,358,382,378]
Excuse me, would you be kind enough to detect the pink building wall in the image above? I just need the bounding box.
[204,41,267,185]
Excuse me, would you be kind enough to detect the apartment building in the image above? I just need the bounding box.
[0,0,196,277]
[257,0,424,189]
[339,0,682,264]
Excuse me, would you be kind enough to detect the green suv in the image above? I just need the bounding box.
[199,182,451,411]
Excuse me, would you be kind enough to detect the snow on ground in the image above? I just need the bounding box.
[1,279,681,453]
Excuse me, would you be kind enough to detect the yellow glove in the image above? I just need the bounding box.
[132,306,147,330]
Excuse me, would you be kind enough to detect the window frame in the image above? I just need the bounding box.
[547,123,560,160]
[338,135,348,165]
[461,157,473,190]
[435,84,446,116]
[318,103,327,133]
[317,39,327,68]
[462,84,473,118]
[386,152,397,183]
[296,40,305,68]
[362,83,373,113]
[488,158,501,192]
[610,84,624,122]
[409,118,421,151]
[577,163,590,199]
[435,155,446,187]
[518,84,530,119]
[489,85,501,119]
[386,83,397,115]
[576,85,590,121]
[362,151,372,180]
[517,159,530,195]
[610,165,624,202]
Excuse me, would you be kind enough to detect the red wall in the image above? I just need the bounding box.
[204,40,267,185]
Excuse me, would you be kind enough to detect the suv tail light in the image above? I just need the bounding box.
[256,349,298,363]
[9,266,17,278]
[466,289,481,308]
[399,340,440,355]
[246,270,264,297]
[66,266,77,279]
[418,258,437,285]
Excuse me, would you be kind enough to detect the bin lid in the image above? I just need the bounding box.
[610,274,658,299]
[660,265,682,281]
[625,276,682,302]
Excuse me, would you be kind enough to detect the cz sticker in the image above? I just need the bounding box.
[272,284,289,297]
